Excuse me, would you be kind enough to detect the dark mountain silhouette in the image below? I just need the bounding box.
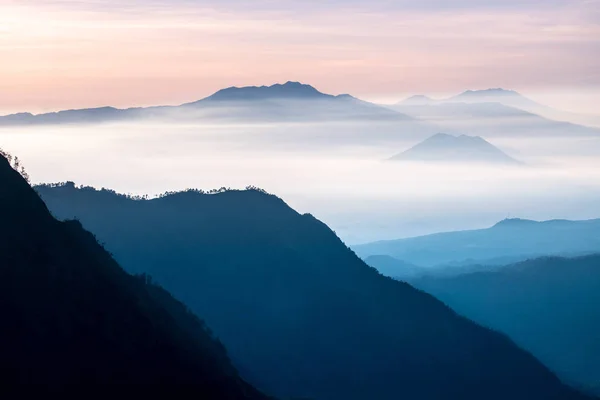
[409,255,600,395]
[0,82,410,125]
[363,255,424,279]
[0,155,268,397]
[353,217,600,267]
[35,182,590,400]
[389,133,521,164]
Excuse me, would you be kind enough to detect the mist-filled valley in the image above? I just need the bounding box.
[2,99,600,244]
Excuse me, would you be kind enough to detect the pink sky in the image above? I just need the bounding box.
[0,0,599,114]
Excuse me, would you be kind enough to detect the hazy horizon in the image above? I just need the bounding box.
[2,118,599,243]
[1,83,600,119]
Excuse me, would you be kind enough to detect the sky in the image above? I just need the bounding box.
[1,0,599,114]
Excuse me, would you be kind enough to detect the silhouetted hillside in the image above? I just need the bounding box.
[0,156,268,397]
[36,182,591,400]
[363,255,424,279]
[353,218,600,267]
[410,255,600,394]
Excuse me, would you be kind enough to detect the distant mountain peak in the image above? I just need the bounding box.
[399,95,436,105]
[493,218,538,228]
[389,133,521,165]
[459,88,521,97]
[493,218,581,228]
[202,81,330,102]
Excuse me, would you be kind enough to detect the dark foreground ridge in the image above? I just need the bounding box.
[37,182,592,400]
[0,155,269,398]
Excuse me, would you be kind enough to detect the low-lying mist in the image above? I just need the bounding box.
[2,120,600,243]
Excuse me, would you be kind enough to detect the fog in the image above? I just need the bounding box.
[1,120,600,243]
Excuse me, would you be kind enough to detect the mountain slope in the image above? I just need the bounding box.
[353,218,600,267]
[409,255,600,394]
[363,255,424,279]
[388,133,521,164]
[0,156,268,397]
[35,182,590,400]
[0,82,410,125]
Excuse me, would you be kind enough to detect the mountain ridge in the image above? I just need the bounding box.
[0,154,269,397]
[0,81,410,125]
[353,217,600,267]
[409,254,600,394]
[394,88,600,129]
[35,181,591,400]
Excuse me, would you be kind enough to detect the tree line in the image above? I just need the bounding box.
[0,147,30,183]
[35,181,271,200]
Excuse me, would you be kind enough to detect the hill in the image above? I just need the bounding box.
[388,133,521,164]
[353,217,600,267]
[409,255,600,394]
[35,182,590,400]
[0,154,268,397]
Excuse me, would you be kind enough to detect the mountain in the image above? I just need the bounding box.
[446,89,600,128]
[189,81,332,102]
[35,182,590,400]
[0,82,411,125]
[180,82,410,122]
[363,255,424,279]
[0,155,268,397]
[388,133,521,164]
[448,88,528,104]
[409,255,600,395]
[352,217,600,267]
[391,100,600,137]
[398,94,436,105]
